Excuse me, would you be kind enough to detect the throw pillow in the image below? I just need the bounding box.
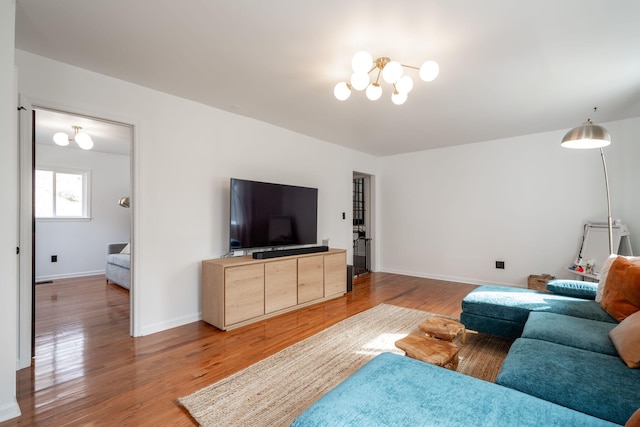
[120,244,130,254]
[597,255,640,303]
[626,408,640,427]
[546,280,597,299]
[600,257,640,322]
[610,311,640,368]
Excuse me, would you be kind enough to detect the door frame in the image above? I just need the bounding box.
[17,97,138,368]
[17,95,33,368]
[352,171,375,273]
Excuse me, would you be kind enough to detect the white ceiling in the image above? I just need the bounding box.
[15,0,640,157]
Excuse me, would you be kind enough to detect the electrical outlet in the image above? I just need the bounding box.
[495,260,505,269]
[51,255,58,263]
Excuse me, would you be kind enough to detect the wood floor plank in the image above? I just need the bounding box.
[2,272,477,426]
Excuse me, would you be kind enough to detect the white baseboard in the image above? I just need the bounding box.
[16,354,31,370]
[0,399,21,423]
[140,312,202,336]
[377,268,523,289]
[35,270,105,283]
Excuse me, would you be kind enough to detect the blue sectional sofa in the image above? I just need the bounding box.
[460,282,616,339]
[292,352,619,427]
[293,279,640,426]
[462,280,639,425]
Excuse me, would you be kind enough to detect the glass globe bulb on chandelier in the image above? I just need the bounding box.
[334,51,439,105]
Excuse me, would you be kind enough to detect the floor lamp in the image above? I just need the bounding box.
[561,119,614,254]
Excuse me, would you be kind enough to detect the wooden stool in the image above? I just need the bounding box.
[419,317,466,344]
[395,334,460,370]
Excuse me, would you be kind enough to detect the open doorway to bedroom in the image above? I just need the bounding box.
[353,172,374,277]
[31,106,133,352]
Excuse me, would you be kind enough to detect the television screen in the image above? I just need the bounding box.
[230,178,318,251]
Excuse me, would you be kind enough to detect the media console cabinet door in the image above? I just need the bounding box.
[265,258,297,313]
[225,263,265,325]
[298,255,324,303]
[324,252,347,295]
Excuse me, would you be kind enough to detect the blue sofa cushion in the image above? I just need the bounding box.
[546,279,598,300]
[460,312,525,339]
[522,312,618,355]
[292,352,619,427]
[462,286,616,325]
[496,338,640,425]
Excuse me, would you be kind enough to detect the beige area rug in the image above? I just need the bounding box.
[179,303,512,426]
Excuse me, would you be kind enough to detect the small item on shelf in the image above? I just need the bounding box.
[570,257,587,273]
[569,257,585,272]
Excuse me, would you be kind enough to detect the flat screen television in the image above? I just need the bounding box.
[229,178,318,251]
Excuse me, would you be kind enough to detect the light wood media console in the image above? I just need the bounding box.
[202,248,347,330]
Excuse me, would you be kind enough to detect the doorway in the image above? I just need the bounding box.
[353,173,373,276]
[21,104,133,363]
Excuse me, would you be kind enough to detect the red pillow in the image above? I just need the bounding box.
[600,257,640,322]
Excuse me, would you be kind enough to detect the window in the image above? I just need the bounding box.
[35,167,91,219]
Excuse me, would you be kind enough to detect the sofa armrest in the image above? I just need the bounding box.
[107,242,128,255]
[546,279,597,300]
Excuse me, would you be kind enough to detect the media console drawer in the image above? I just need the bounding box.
[202,248,347,330]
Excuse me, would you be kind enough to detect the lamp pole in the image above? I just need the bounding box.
[600,147,614,254]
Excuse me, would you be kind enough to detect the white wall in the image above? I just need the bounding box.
[35,145,130,280]
[378,117,640,287]
[16,50,379,336]
[1,0,20,422]
[617,119,640,249]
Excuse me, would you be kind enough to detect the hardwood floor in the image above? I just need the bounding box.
[3,273,477,426]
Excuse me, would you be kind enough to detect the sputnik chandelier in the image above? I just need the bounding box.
[334,51,439,105]
[53,125,94,150]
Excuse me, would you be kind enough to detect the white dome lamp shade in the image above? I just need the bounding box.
[351,51,373,73]
[53,132,70,146]
[395,75,414,94]
[334,82,352,101]
[382,61,403,84]
[419,60,439,82]
[391,90,408,105]
[74,131,94,150]
[350,71,370,91]
[366,83,383,101]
